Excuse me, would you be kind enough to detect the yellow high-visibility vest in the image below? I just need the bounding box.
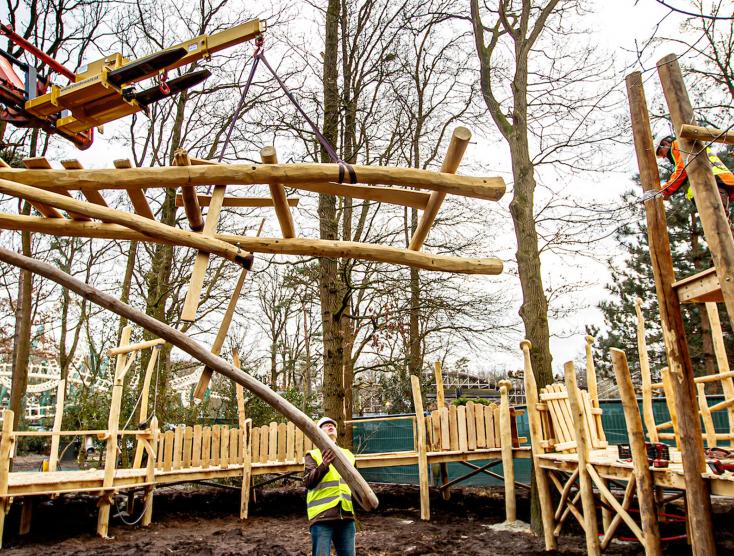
[306,447,355,520]
[683,147,734,200]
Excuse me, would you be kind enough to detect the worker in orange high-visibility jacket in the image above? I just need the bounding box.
[303,416,357,556]
[654,134,734,222]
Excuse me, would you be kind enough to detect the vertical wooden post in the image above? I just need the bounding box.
[520,340,556,550]
[410,375,430,521]
[626,70,714,556]
[499,380,516,522]
[48,378,66,472]
[260,147,296,238]
[408,127,471,250]
[133,346,160,468]
[0,410,14,549]
[174,149,204,232]
[564,361,600,556]
[635,298,659,443]
[19,499,32,535]
[97,325,131,537]
[658,54,734,330]
[705,302,734,440]
[142,415,158,527]
[233,350,251,519]
[433,361,451,500]
[661,368,681,449]
[611,349,663,556]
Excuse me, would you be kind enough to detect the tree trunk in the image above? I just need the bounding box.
[320,0,347,446]
[10,201,32,432]
[117,241,138,342]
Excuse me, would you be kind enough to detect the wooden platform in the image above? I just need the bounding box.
[672,267,723,303]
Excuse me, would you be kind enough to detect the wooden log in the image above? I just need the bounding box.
[627,69,714,556]
[61,160,109,206]
[0,162,506,201]
[142,416,158,526]
[21,158,64,218]
[600,475,637,550]
[174,149,204,232]
[108,338,165,356]
[679,123,734,146]
[0,179,252,266]
[261,146,296,238]
[610,348,662,556]
[176,194,300,209]
[241,419,252,519]
[697,383,717,448]
[434,361,446,409]
[113,159,155,220]
[410,375,430,521]
[661,368,681,449]
[133,345,160,468]
[499,380,516,522]
[0,410,14,549]
[585,335,606,445]
[409,127,471,250]
[97,326,130,537]
[0,213,503,275]
[47,379,65,472]
[706,302,734,441]
[193,219,264,399]
[564,361,600,556]
[635,298,659,443]
[0,247,379,511]
[521,341,556,549]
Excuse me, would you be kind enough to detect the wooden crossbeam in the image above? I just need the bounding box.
[21,158,64,219]
[174,149,204,232]
[175,194,300,208]
[260,146,295,238]
[60,160,109,207]
[193,219,265,399]
[113,159,155,219]
[0,212,503,274]
[679,124,734,145]
[409,127,471,250]
[180,181,228,322]
[0,164,505,202]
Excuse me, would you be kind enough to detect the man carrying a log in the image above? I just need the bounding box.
[653,133,734,224]
[303,417,357,556]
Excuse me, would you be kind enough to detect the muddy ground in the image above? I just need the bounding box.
[2,482,733,555]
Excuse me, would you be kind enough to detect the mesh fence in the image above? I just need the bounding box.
[352,396,730,487]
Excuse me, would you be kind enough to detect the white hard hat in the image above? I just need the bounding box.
[653,133,674,149]
[316,416,337,429]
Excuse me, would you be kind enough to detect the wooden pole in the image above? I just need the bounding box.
[585,336,610,531]
[610,348,663,556]
[564,361,600,556]
[706,302,734,441]
[660,368,681,449]
[0,410,14,549]
[409,127,472,250]
[657,54,734,329]
[97,326,131,537]
[174,149,204,232]
[520,340,556,550]
[410,375,430,520]
[635,298,659,443]
[260,147,296,238]
[0,213,504,275]
[142,415,158,527]
[47,378,66,472]
[233,350,251,520]
[108,338,165,356]
[133,346,161,468]
[679,124,734,145]
[499,380,516,522]
[193,218,265,399]
[0,246,379,512]
[626,70,714,556]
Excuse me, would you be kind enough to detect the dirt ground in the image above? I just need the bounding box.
[2,482,733,555]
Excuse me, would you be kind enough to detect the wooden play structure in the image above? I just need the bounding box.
[524,54,734,556]
[0,337,528,545]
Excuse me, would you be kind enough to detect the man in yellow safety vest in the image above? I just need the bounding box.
[654,134,734,222]
[303,416,357,556]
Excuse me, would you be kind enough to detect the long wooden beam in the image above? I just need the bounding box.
[679,124,734,145]
[20,158,64,219]
[25,158,91,221]
[175,194,300,208]
[0,213,503,274]
[0,164,505,201]
[0,179,253,267]
[60,160,109,207]
[174,149,204,232]
[113,159,155,220]
[261,146,295,238]
[409,127,470,250]
[0,245,379,512]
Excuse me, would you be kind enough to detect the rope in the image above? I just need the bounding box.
[113,494,147,526]
[217,35,356,184]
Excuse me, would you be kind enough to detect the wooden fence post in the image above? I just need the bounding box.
[410,375,430,520]
[499,380,516,522]
[142,415,158,527]
[0,410,15,549]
